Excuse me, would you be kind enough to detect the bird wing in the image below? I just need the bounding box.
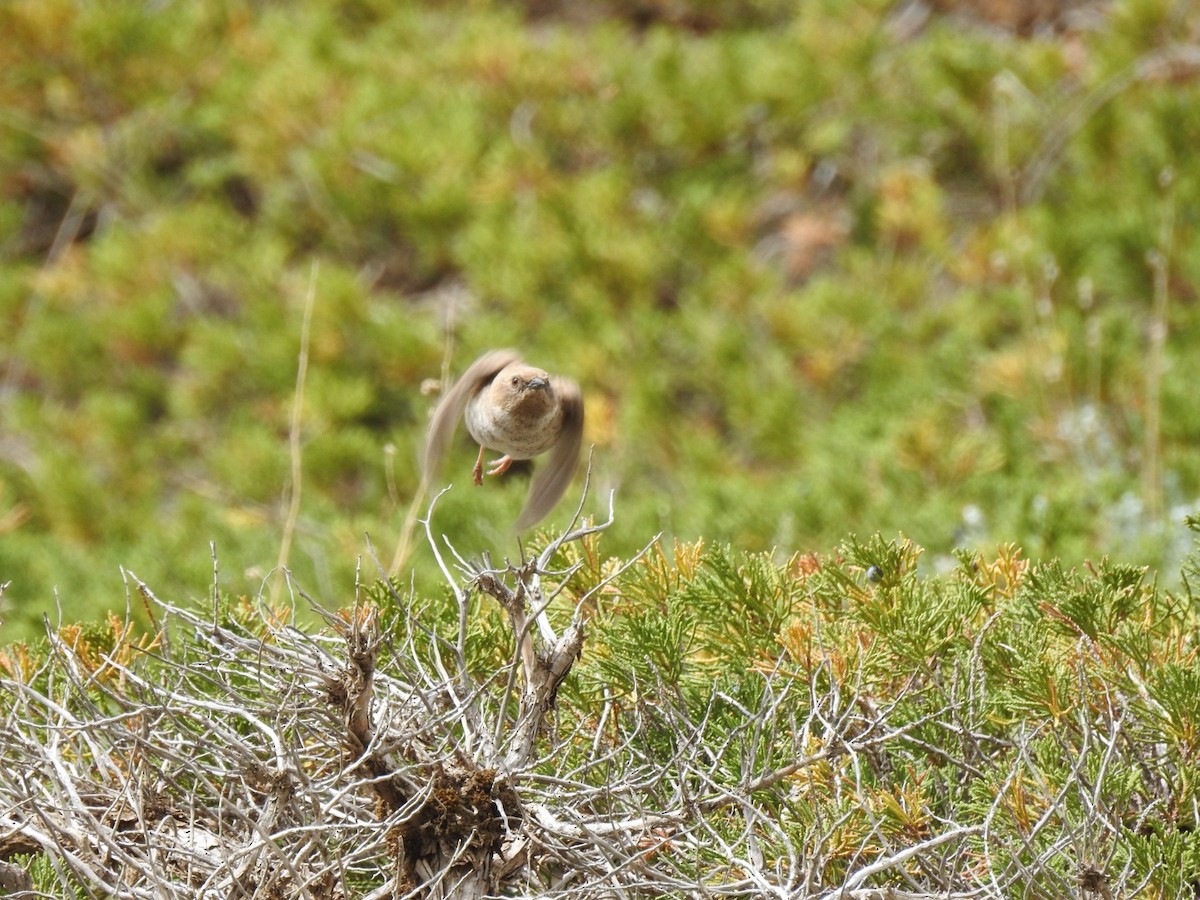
[516,376,584,531]
[422,349,522,484]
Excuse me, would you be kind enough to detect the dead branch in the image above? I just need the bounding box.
[0,475,1177,898]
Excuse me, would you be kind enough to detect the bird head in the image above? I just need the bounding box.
[493,363,554,412]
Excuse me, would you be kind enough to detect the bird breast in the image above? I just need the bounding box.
[466,384,563,459]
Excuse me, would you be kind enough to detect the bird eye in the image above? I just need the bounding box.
[511,376,520,386]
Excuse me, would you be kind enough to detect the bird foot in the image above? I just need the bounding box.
[486,455,514,478]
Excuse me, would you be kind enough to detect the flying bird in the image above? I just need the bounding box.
[423,349,584,530]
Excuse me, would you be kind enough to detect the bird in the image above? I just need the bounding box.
[423,349,585,530]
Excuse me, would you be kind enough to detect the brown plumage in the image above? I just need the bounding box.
[423,349,585,530]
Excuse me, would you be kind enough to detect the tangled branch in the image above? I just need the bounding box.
[0,485,1185,897]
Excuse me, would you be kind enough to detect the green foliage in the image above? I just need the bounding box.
[570,530,1200,894]
[543,527,1200,894]
[3,0,1200,641]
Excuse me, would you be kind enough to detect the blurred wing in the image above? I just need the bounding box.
[422,349,522,484]
[516,377,584,531]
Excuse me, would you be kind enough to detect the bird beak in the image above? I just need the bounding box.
[527,376,548,390]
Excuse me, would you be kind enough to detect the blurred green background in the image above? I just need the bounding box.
[2,0,1199,637]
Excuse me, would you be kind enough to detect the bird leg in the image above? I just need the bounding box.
[473,447,514,485]
[473,445,486,486]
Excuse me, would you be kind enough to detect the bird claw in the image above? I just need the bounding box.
[486,455,514,478]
